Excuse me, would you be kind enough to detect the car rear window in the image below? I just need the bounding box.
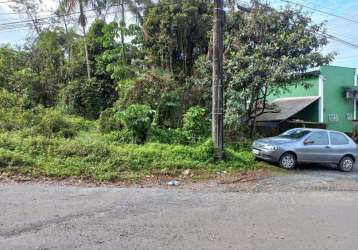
[279,129,311,139]
[330,132,349,145]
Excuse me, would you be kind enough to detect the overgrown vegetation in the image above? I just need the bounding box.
[0,0,333,182]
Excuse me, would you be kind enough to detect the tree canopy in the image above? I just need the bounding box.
[0,0,334,138]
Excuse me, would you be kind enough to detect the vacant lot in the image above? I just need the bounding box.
[1,166,358,250]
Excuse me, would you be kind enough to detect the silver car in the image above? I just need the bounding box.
[252,128,358,171]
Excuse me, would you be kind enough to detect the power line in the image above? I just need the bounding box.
[335,54,358,61]
[281,0,358,25]
[0,10,118,31]
[237,3,358,50]
[0,8,104,27]
[325,33,358,49]
[0,1,185,27]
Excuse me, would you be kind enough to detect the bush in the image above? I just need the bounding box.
[0,88,25,109]
[118,104,155,144]
[182,106,210,143]
[149,127,187,144]
[98,108,123,133]
[37,109,76,138]
[0,148,34,168]
[121,70,184,128]
[101,129,133,144]
[63,78,117,119]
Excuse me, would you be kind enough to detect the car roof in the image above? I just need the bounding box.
[290,128,347,134]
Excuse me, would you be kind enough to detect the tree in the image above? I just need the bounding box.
[125,0,153,25]
[0,46,28,92]
[103,0,152,62]
[26,29,67,106]
[61,0,95,79]
[143,0,212,76]
[228,1,334,136]
[193,0,334,137]
[10,0,43,35]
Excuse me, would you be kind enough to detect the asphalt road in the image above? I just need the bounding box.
[1,182,358,250]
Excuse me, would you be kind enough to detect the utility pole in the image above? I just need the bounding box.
[212,0,224,160]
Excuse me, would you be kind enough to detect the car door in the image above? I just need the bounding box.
[295,131,330,163]
[326,132,351,163]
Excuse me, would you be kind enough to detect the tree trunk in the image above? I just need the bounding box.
[79,1,91,79]
[82,27,91,79]
[120,0,126,63]
[212,0,224,160]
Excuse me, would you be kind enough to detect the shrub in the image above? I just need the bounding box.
[118,104,155,144]
[99,108,123,133]
[149,126,187,144]
[63,78,117,119]
[101,129,133,144]
[182,106,210,143]
[36,109,76,138]
[0,88,24,109]
[121,70,184,128]
[0,148,34,168]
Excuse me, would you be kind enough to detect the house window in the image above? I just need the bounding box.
[347,113,353,121]
[328,114,339,122]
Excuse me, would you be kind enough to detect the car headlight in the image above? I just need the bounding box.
[263,145,279,151]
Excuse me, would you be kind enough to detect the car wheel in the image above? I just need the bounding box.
[339,156,354,172]
[279,153,297,169]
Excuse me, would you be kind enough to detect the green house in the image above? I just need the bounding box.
[257,65,358,134]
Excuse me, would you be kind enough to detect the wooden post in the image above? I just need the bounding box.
[212,0,224,160]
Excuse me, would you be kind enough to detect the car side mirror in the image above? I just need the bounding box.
[304,139,314,145]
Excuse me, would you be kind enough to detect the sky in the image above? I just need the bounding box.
[1,0,358,68]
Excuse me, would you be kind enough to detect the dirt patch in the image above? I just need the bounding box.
[0,167,280,189]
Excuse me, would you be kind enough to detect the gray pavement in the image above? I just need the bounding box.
[1,181,358,250]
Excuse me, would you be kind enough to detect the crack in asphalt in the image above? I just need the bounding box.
[0,206,115,239]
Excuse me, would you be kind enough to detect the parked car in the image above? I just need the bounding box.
[252,128,358,171]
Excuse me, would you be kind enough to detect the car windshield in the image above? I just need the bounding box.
[278,129,311,139]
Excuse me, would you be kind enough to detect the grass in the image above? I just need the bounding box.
[0,92,263,183]
[0,129,259,183]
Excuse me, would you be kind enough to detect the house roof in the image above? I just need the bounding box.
[256,96,320,122]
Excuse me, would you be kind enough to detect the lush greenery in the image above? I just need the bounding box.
[0,89,254,181]
[0,0,333,181]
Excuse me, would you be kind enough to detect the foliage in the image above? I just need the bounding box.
[118,104,155,143]
[98,107,123,133]
[148,127,187,144]
[0,131,255,181]
[36,109,77,138]
[0,88,25,109]
[182,106,210,143]
[143,0,212,76]
[0,88,92,138]
[63,78,117,119]
[227,1,333,136]
[121,70,183,128]
[0,0,335,179]
[0,46,28,92]
[193,0,334,137]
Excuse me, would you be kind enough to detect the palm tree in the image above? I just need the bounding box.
[61,0,95,79]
